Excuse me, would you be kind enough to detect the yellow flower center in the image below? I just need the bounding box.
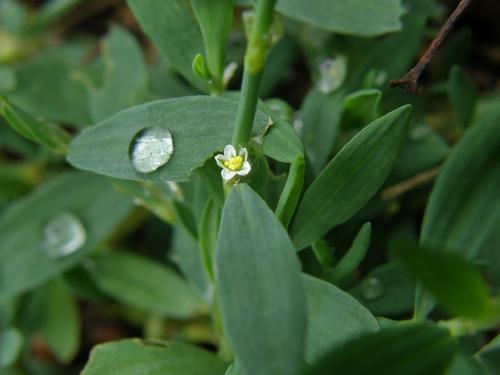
[224,156,243,171]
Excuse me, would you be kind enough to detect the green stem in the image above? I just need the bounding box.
[231,0,277,147]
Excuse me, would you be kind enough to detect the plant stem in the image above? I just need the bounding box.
[232,0,277,147]
[390,0,472,93]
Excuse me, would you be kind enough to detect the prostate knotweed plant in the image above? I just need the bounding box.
[215,145,251,181]
[0,0,499,374]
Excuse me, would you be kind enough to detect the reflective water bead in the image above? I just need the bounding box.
[42,212,86,258]
[361,277,384,300]
[130,127,174,174]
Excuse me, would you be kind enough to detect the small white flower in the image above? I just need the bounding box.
[215,145,251,181]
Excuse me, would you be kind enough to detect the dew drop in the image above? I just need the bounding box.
[361,277,384,300]
[317,56,347,94]
[130,126,174,174]
[42,212,86,258]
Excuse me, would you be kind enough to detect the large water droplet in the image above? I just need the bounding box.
[361,277,384,300]
[42,212,86,258]
[130,127,174,174]
[317,56,347,94]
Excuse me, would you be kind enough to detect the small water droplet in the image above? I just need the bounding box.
[130,127,174,174]
[317,56,347,94]
[293,111,304,135]
[361,277,384,300]
[374,70,387,86]
[42,212,86,258]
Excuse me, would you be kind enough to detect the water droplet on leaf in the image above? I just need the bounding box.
[42,212,86,258]
[361,277,384,300]
[317,56,347,94]
[130,126,174,174]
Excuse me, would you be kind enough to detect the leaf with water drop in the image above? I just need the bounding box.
[0,172,134,299]
[68,96,272,182]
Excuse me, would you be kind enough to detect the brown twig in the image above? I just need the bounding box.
[390,0,472,93]
[381,166,442,200]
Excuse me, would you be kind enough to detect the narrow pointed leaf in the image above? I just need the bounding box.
[215,184,306,375]
[291,105,411,250]
[329,223,371,282]
[0,98,70,154]
[191,0,233,81]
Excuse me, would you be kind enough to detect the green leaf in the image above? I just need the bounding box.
[8,47,91,125]
[127,0,207,91]
[0,65,16,93]
[447,354,483,375]
[276,0,404,37]
[67,96,270,182]
[291,105,411,250]
[306,324,458,375]
[0,0,27,35]
[39,278,80,363]
[392,242,492,319]
[329,223,371,282]
[0,97,70,154]
[350,262,415,316]
[89,25,148,123]
[215,184,306,375]
[199,199,221,281]
[417,104,500,317]
[89,251,205,319]
[477,335,500,374]
[301,89,344,174]
[82,339,228,375]
[260,100,304,163]
[172,228,211,300]
[341,89,383,129]
[0,172,134,299]
[0,327,23,368]
[388,126,449,183]
[449,66,478,129]
[303,274,378,364]
[275,155,305,228]
[191,0,233,82]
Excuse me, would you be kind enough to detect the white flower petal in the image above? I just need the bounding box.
[238,147,248,161]
[237,161,251,176]
[221,168,237,181]
[214,154,226,168]
[224,145,237,159]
